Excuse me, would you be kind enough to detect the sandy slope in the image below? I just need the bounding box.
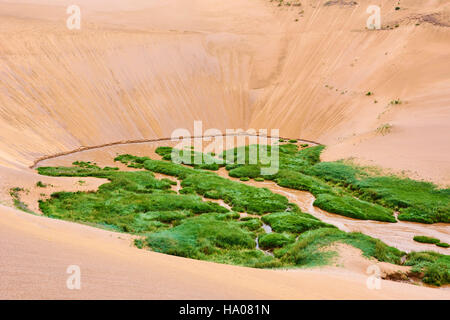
[2,204,449,300]
[0,0,449,299]
[0,0,448,183]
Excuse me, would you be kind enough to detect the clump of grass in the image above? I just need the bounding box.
[275,169,335,195]
[240,177,250,181]
[147,214,255,258]
[366,91,373,96]
[413,236,440,244]
[154,146,225,170]
[9,187,34,214]
[288,139,297,143]
[355,177,450,224]
[258,233,295,249]
[36,181,47,188]
[376,123,392,135]
[261,210,335,234]
[313,194,396,222]
[275,228,405,267]
[238,217,262,231]
[404,251,449,286]
[414,236,449,249]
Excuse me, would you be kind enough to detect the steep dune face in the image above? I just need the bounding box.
[0,0,285,168]
[0,0,449,184]
[249,0,450,184]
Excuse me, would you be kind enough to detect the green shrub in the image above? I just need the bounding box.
[180,173,289,214]
[436,243,449,248]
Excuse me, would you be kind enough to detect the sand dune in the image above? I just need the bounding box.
[0,0,448,183]
[0,0,449,299]
[2,204,448,299]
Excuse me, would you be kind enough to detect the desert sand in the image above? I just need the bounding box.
[0,0,449,299]
[2,204,449,300]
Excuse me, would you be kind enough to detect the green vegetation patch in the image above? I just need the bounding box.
[314,194,396,222]
[180,172,289,214]
[261,210,335,234]
[222,144,449,224]
[404,251,450,286]
[258,233,295,249]
[155,146,225,170]
[413,236,440,244]
[35,147,450,285]
[275,228,405,267]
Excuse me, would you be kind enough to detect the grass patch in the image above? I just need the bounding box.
[413,236,440,244]
[258,233,295,250]
[35,147,449,285]
[404,251,449,286]
[261,210,335,234]
[36,181,47,188]
[9,187,34,214]
[376,123,392,135]
[223,143,449,223]
[313,194,396,222]
[275,228,405,267]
